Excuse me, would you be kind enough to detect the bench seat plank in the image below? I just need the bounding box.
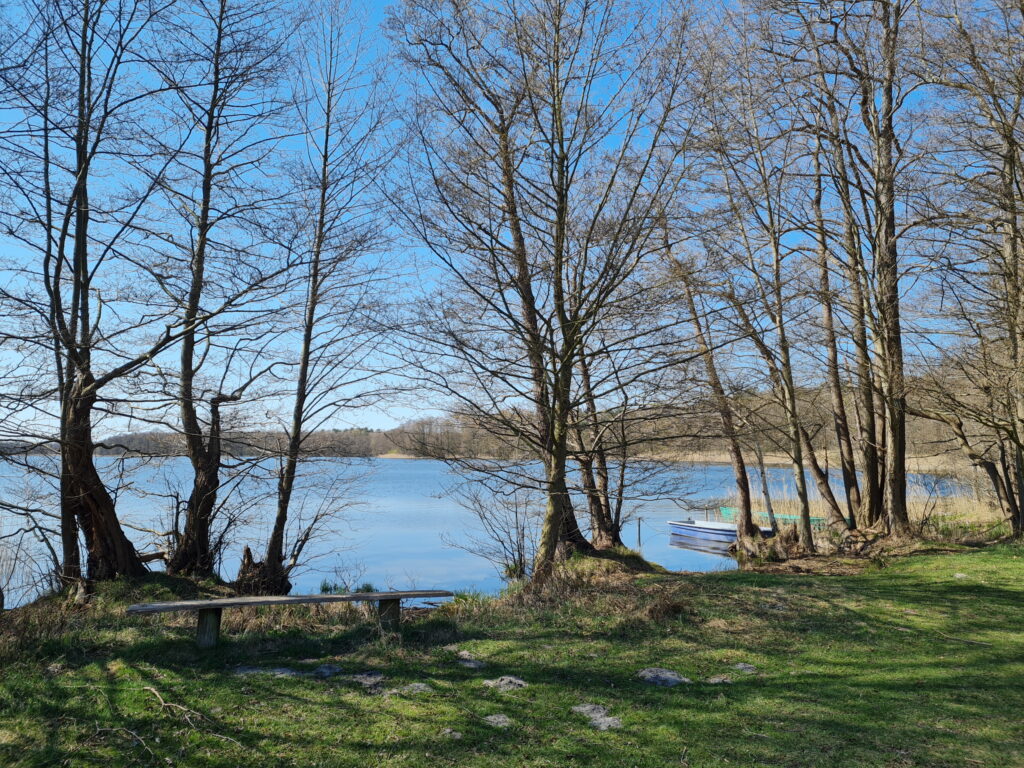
[126,590,454,615]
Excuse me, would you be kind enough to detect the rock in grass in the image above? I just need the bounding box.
[344,671,385,692]
[456,650,486,669]
[442,728,463,739]
[733,663,758,674]
[954,573,968,579]
[484,713,512,728]
[637,668,690,687]
[399,682,433,694]
[572,704,623,730]
[234,666,304,677]
[704,674,733,685]
[313,664,343,679]
[483,675,528,691]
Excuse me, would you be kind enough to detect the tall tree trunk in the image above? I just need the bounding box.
[574,351,623,549]
[813,147,861,525]
[62,379,144,580]
[56,0,143,581]
[496,125,593,579]
[800,426,851,530]
[1003,143,1024,537]
[730,297,814,551]
[681,281,759,543]
[168,0,227,577]
[822,90,883,527]
[753,442,778,533]
[871,0,910,536]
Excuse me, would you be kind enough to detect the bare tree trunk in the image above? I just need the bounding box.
[680,279,759,543]
[868,0,910,535]
[236,4,386,591]
[752,442,778,533]
[56,0,145,580]
[799,426,850,530]
[167,0,228,577]
[813,146,860,525]
[62,380,144,579]
[574,350,623,549]
[730,297,814,551]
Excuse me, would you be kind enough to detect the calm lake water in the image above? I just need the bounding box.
[113,457,741,597]
[3,457,963,604]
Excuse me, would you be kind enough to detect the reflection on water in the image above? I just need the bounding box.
[667,533,735,557]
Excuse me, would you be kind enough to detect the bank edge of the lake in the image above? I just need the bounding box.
[2,543,1021,768]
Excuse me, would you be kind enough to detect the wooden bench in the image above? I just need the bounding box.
[126,590,454,649]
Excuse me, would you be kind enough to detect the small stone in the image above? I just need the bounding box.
[313,664,343,679]
[733,663,758,674]
[346,671,385,691]
[572,703,623,730]
[484,713,512,728]
[483,675,528,691]
[401,682,433,694]
[442,728,463,740]
[637,668,690,687]
[457,658,486,670]
[954,573,968,579]
[704,675,732,685]
[234,666,303,677]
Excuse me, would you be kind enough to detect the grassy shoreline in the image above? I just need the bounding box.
[2,545,1022,767]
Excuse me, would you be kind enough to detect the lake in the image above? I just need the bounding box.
[111,457,741,597]
[2,456,963,604]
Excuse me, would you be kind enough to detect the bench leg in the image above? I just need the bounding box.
[196,607,222,649]
[377,599,401,633]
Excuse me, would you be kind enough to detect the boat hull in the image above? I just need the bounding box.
[667,519,774,542]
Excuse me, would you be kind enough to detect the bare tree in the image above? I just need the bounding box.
[0,0,220,582]
[387,0,695,579]
[910,0,1024,536]
[236,0,389,594]
[443,480,540,581]
[674,261,762,546]
[140,0,297,577]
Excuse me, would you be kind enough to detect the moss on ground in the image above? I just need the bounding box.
[1,544,1021,767]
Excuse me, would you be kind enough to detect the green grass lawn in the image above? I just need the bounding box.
[1,544,1022,767]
